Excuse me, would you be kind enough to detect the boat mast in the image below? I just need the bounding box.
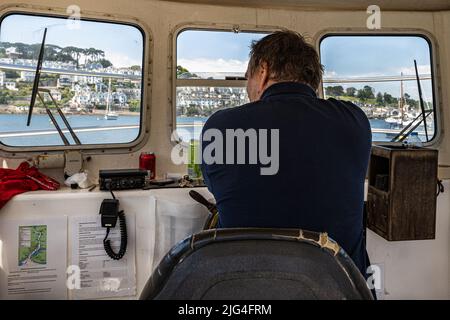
[399,72,404,126]
[106,77,112,115]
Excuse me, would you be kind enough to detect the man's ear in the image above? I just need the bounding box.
[258,61,270,92]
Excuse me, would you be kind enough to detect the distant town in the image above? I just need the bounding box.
[0,42,142,115]
[175,67,432,128]
[0,42,432,127]
[322,85,434,129]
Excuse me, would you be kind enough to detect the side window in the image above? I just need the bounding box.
[175,29,267,141]
[320,35,436,142]
[0,13,144,148]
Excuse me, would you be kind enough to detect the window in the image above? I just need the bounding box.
[320,35,436,143]
[0,13,144,148]
[175,28,267,142]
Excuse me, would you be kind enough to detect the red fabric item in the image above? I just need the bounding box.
[0,161,60,210]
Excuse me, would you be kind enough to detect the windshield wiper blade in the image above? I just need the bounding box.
[390,109,432,142]
[36,91,70,146]
[27,28,47,126]
[25,28,82,146]
[414,59,429,141]
[391,60,431,143]
[39,88,82,145]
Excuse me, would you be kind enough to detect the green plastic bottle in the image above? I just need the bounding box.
[188,139,202,179]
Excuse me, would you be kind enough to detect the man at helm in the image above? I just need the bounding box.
[201,30,372,277]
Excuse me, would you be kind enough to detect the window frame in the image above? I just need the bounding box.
[0,8,151,155]
[316,29,441,146]
[170,23,279,143]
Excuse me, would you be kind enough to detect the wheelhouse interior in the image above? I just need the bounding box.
[1,0,450,300]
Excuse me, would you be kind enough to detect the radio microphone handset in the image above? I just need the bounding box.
[99,182,128,260]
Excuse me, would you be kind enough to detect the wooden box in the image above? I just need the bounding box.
[367,145,438,241]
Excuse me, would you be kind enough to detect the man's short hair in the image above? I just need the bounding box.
[248,30,323,90]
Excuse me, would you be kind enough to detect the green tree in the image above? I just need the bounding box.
[84,48,95,62]
[357,85,375,101]
[376,92,384,106]
[60,87,74,104]
[98,59,113,68]
[346,87,356,97]
[325,85,344,97]
[64,46,84,67]
[177,65,189,77]
[0,89,13,104]
[383,92,394,105]
[18,84,31,97]
[128,99,140,112]
[54,52,75,63]
[186,105,200,117]
[84,48,105,63]
[42,44,62,62]
[404,93,418,108]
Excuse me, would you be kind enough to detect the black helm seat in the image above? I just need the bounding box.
[140,228,373,300]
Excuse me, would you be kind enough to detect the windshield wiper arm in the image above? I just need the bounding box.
[39,88,81,145]
[391,60,431,143]
[26,27,82,146]
[27,28,47,126]
[414,59,429,141]
[36,92,70,146]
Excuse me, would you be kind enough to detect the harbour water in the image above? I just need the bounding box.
[0,114,434,147]
[0,114,141,146]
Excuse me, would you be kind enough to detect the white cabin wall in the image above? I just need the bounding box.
[433,11,450,300]
[366,181,450,299]
[433,11,450,176]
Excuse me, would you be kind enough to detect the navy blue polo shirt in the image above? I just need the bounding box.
[201,82,372,275]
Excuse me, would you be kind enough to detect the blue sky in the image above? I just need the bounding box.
[320,36,431,77]
[0,14,143,67]
[177,30,266,74]
[320,36,433,101]
[178,29,267,60]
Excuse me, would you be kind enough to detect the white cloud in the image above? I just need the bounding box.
[323,70,337,77]
[177,58,249,73]
[107,52,141,68]
[397,64,431,76]
[323,65,431,79]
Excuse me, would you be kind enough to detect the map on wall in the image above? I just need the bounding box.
[0,218,67,299]
[18,225,47,267]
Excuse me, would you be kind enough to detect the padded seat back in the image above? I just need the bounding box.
[140,228,373,300]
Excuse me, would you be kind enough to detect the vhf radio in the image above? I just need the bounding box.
[99,169,148,191]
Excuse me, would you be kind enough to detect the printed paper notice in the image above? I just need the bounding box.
[69,215,136,299]
[0,217,68,299]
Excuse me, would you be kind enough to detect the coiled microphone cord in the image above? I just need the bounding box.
[103,189,128,260]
